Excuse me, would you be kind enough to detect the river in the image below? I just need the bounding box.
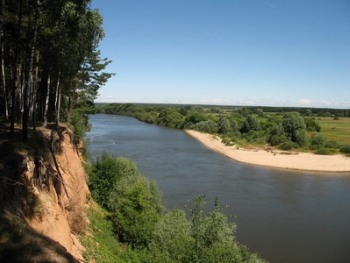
[85,114,350,263]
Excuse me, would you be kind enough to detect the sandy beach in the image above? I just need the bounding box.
[185,130,350,173]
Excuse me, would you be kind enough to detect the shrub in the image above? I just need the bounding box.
[305,118,321,132]
[149,209,193,262]
[267,123,287,146]
[325,140,339,149]
[218,118,232,134]
[221,137,234,146]
[278,141,299,150]
[70,110,89,145]
[243,130,265,143]
[88,153,163,247]
[268,134,288,146]
[194,120,218,133]
[282,112,306,146]
[315,148,337,155]
[310,134,326,148]
[340,145,350,154]
[108,176,163,247]
[88,154,139,208]
[240,115,260,133]
[294,129,307,147]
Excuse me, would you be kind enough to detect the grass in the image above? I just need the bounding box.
[80,204,122,263]
[314,117,350,145]
[80,203,142,263]
[80,203,149,263]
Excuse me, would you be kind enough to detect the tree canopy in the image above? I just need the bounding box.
[0,0,113,140]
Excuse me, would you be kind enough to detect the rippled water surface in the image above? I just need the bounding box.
[85,114,350,263]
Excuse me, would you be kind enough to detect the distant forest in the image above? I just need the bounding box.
[95,103,350,117]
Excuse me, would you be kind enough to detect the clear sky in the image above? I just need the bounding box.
[91,0,350,108]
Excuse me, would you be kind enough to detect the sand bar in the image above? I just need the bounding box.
[185,130,350,173]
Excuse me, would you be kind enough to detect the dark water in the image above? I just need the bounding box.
[85,114,350,263]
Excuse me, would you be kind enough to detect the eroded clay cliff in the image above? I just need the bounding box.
[0,126,90,262]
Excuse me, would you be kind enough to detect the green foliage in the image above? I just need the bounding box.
[149,209,194,262]
[243,130,266,144]
[340,145,350,154]
[324,140,339,149]
[282,112,307,146]
[70,110,89,145]
[186,196,263,263]
[193,120,218,133]
[88,153,139,208]
[278,141,299,150]
[190,197,236,249]
[88,153,163,247]
[157,108,184,128]
[267,123,288,146]
[87,153,265,262]
[108,175,163,246]
[148,197,265,263]
[310,134,326,148]
[315,148,337,155]
[305,118,321,132]
[240,115,261,133]
[81,207,123,263]
[97,104,350,153]
[1,0,113,140]
[185,112,208,126]
[218,118,232,134]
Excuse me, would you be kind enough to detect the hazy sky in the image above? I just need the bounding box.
[91,0,350,108]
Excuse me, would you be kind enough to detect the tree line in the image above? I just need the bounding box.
[97,103,350,154]
[0,0,112,141]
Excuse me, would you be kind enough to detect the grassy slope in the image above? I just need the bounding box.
[80,203,146,263]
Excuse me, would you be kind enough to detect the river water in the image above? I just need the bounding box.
[85,114,350,263]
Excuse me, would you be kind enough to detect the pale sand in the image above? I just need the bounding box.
[185,130,350,173]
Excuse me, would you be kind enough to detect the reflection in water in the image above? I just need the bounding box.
[86,114,350,263]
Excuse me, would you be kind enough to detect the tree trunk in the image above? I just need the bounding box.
[10,0,23,135]
[31,50,40,130]
[22,0,39,141]
[42,74,50,128]
[67,79,76,122]
[0,0,8,120]
[55,72,61,126]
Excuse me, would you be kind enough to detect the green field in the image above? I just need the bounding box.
[315,117,350,145]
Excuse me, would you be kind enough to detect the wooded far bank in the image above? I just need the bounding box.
[94,103,350,156]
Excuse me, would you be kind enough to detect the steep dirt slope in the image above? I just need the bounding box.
[0,126,90,262]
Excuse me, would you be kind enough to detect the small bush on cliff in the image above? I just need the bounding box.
[70,110,90,146]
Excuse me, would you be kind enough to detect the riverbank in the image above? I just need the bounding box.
[185,130,350,172]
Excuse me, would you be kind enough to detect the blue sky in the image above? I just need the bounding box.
[91,0,350,108]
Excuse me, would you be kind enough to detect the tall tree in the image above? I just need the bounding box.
[0,0,8,120]
[1,0,113,140]
[22,0,39,141]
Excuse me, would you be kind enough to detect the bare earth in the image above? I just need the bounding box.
[185,130,350,173]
